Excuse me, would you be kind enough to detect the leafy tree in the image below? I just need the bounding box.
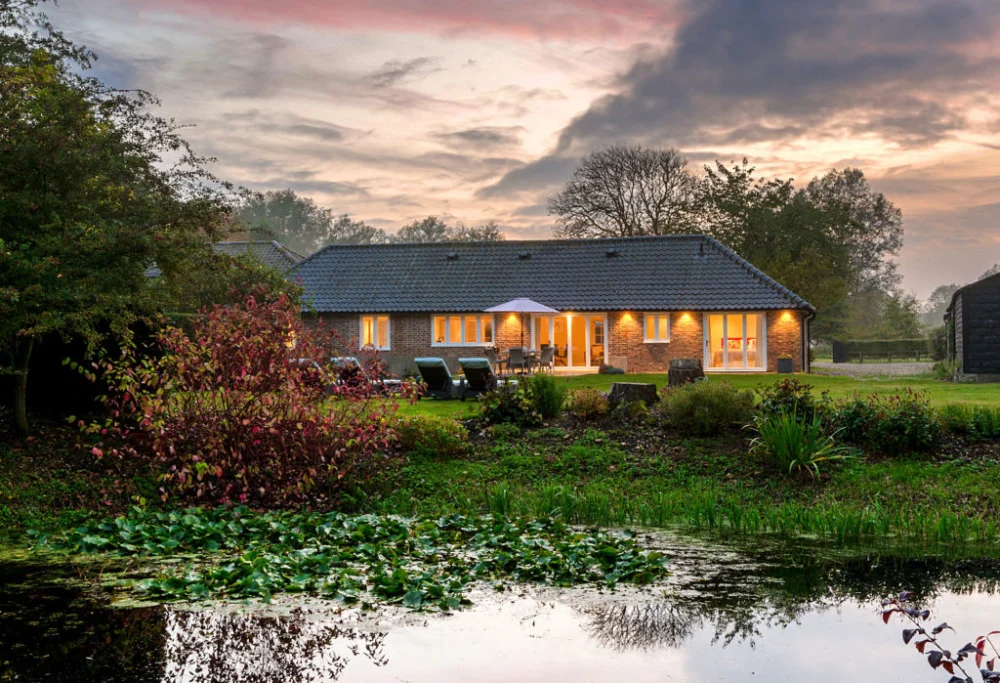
[695,159,851,325]
[0,0,232,434]
[805,167,903,293]
[396,216,451,243]
[237,189,390,254]
[395,216,505,242]
[549,145,698,238]
[979,263,1000,281]
[922,284,960,328]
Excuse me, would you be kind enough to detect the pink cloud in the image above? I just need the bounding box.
[131,0,682,41]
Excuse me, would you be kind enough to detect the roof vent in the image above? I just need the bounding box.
[518,251,531,260]
[697,241,706,258]
[605,248,619,258]
[446,252,459,261]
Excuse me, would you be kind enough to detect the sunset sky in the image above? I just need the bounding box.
[52,0,1000,298]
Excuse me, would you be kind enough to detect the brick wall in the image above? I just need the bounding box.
[764,310,806,373]
[607,311,704,373]
[311,309,807,375]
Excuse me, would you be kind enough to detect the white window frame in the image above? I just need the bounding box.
[430,314,495,347]
[359,314,391,351]
[702,311,768,372]
[643,312,672,343]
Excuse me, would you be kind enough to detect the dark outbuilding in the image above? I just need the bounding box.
[945,272,1000,381]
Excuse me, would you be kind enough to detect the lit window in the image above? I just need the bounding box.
[360,315,390,350]
[644,313,671,342]
[431,314,495,346]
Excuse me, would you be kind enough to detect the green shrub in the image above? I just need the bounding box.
[755,378,830,423]
[614,399,650,423]
[479,383,542,426]
[660,380,754,437]
[396,415,469,458]
[525,373,568,420]
[939,403,1000,440]
[489,422,522,442]
[749,410,851,477]
[930,359,958,380]
[829,391,942,456]
[567,388,610,420]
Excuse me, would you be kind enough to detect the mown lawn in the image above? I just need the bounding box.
[399,372,1000,419]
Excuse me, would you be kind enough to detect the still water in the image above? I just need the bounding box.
[2,534,998,682]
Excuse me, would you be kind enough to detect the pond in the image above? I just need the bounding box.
[2,533,998,682]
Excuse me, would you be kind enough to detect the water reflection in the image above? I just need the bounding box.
[586,540,1000,653]
[163,608,386,682]
[3,536,1000,682]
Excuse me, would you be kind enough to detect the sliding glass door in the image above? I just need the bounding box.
[532,314,607,368]
[705,313,766,371]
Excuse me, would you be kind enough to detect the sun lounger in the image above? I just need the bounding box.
[414,357,457,399]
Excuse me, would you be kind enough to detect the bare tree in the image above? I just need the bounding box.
[548,145,699,238]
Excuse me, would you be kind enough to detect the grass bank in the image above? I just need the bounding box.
[353,424,1000,546]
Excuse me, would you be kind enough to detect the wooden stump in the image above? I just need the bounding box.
[668,358,704,387]
[608,382,659,407]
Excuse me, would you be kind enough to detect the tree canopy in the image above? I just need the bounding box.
[239,191,505,252]
[237,189,392,254]
[0,0,246,433]
[396,216,504,243]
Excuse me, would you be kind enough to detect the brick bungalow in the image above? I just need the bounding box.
[290,235,814,375]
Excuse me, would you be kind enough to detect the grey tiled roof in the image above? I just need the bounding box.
[289,235,814,313]
[213,240,304,272]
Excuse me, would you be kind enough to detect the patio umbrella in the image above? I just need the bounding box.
[484,298,560,348]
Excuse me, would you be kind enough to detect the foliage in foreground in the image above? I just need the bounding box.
[830,390,942,456]
[30,507,671,610]
[83,294,417,507]
[525,372,568,420]
[882,591,999,682]
[567,388,610,420]
[478,382,542,426]
[748,410,851,478]
[660,380,755,436]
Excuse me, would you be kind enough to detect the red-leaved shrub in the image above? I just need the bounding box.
[85,292,418,506]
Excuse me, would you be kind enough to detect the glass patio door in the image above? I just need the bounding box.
[532,314,607,368]
[705,313,765,370]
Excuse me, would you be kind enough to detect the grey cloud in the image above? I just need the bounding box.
[432,126,524,151]
[370,57,440,88]
[482,0,1000,199]
[475,154,577,199]
[220,34,292,99]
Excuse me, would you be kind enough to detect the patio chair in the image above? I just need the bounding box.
[485,347,506,376]
[507,347,533,374]
[458,358,497,400]
[330,356,402,395]
[330,356,367,389]
[536,346,555,374]
[414,357,456,399]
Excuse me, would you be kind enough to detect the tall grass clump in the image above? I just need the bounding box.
[525,372,568,420]
[660,380,754,436]
[748,410,851,478]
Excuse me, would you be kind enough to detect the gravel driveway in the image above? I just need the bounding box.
[811,361,934,377]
